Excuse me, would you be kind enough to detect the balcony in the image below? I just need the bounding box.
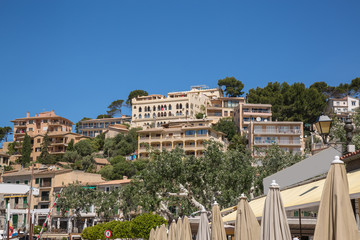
[254,129,301,135]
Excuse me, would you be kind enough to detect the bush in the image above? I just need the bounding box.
[74,139,94,157]
[81,213,166,240]
[33,225,46,235]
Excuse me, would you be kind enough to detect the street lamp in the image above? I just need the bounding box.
[314,114,332,144]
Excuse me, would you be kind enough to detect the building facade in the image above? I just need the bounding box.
[328,96,359,121]
[78,116,131,137]
[137,119,227,158]
[233,103,272,132]
[206,97,245,123]
[249,121,304,156]
[10,111,87,161]
[131,86,221,128]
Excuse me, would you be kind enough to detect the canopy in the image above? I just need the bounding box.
[223,169,360,223]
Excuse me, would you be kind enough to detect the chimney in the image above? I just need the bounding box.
[26,112,30,118]
[123,176,128,180]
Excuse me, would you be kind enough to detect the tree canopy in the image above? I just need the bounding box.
[218,77,245,97]
[0,126,12,142]
[96,114,113,119]
[126,90,148,106]
[211,117,237,141]
[107,100,124,117]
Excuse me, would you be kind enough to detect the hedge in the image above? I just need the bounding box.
[81,213,167,240]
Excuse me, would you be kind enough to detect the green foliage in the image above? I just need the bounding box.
[94,190,121,220]
[33,225,46,234]
[126,90,149,106]
[63,151,81,163]
[247,82,327,125]
[100,156,148,180]
[228,134,248,152]
[67,139,74,151]
[74,139,95,157]
[107,99,124,117]
[218,76,245,97]
[131,213,167,239]
[212,118,237,141]
[7,142,17,155]
[20,133,32,167]
[195,112,205,119]
[38,133,51,164]
[0,126,12,142]
[104,129,140,158]
[254,145,303,195]
[329,116,346,143]
[97,114,113,119]
[81,213,166,240]
[3,165,13,172]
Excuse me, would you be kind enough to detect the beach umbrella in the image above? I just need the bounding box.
[313,156,360,240]
[182,216,192,240]
[168,219,176,240]
[260,180,291,240]
[235,194,260,240]
[158,224,168,240]
[211,201,227,240]
[154,226,160,239]
[149,228,156,240]
[175,217,183,240]
[196,207,210,240]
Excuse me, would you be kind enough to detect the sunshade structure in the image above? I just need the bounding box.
[168,219,176,240]
[149,228,155,240]
[158,224,168,240]
[234,194,260,240]
[260,180,291,240]
[196,208,211,240]
[222,168,360,222]
[175,217,183,240]
[154,226,160,239]
[211,202,227,240]
[313,157,360,240]
[182,216,193,240]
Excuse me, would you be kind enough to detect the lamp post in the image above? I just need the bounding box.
[314,114,332,144]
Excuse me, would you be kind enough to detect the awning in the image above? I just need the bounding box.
[223,169,360,223]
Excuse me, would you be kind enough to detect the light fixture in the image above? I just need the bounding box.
[314,114,332,144]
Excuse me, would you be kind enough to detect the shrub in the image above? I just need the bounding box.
[131,213,167,239]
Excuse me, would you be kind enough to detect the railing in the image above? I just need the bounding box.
[279,140,301,145]
[254,129,301,134]
[41,181,51,187]
[41,196,50,201]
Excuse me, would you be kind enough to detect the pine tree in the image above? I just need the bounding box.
[20,133,32,167]
[39,133,51,164]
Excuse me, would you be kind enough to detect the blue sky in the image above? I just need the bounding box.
[1,0,360,135]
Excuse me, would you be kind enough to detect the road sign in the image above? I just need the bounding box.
[104,230,112,239]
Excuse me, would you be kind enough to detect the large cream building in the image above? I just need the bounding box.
[10,111,87,161]
[131,86,221,128]
[78,116,131,137]
[137,119,227,158]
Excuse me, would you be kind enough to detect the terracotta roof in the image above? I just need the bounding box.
[2,168,72,177]
[340,150,360,160]
[96,178,132,186]
[94,158,110,165]
[108,124,129,130]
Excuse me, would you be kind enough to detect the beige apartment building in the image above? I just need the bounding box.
[137,119,227,158]
[0,151,9,167]
[249,121,304,156]
[10,111,87,161]
[2,168,104,230]
[78,116,131,137]
[131,86,221,128]
[327,96,359,121]
[233,103,272,132]
[206,97,245,123]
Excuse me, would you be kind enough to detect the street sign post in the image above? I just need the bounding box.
[104,230,112,239]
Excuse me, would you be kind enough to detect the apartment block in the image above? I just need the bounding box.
[131,86,220,128]
[0,151,9,167]
[11,111,87,161]
[2,168,104,230]
[249,121,304,156]
[78,116,131,137]
[233,103,272,132]
[206,97,245,123]
[328,96,359,121]
[137,119,227,158]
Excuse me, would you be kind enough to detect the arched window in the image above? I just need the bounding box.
[133,114,136,118]
[139,114,142,119]
[157,122,160,127]
[186,103,189,109]
[164,105,167,110]
[153,106,156,111]
[180,104,183,109]
[176,111,179,116]
[139,107,142,112]
[161,112,164,117]
[180,111,182,115]
[158,105,161,111]
[169,104,172,110]
[176,104,179,109]
[169,112,171,116]
[164,112,167,117]
[153,113,156,118]
[161,105,163,110]
[186,110,189,116]
[158,112,160,117]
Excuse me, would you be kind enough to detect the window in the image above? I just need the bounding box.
[37,139,41,143]
[24,180,28,185]
[16,181,20,184]
[169,104,172,110]
[35,178,39,184]
[139,107,142,112]
[105,187,110,192]
[15,197,19,204]
[23,197,27,205]
[352,101,356,106]
[139,114,142,119]
[185,130,195,136]
[196,130,207,135]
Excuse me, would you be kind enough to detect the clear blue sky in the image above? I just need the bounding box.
[1,0,360,133]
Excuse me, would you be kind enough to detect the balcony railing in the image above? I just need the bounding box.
[254,129,301,134]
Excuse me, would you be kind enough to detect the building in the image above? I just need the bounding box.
[0,151,9,167]
[131,86,221,128]
[78,116,131,137]
[2,167,104,230]
[249,121,304,156]
[206,97,245,123]
[10,111,87,161]
[233,103,272,132]
[137,119,227,158]
[328,96,359,121]
[104,124,129,139]
[93,158,110,171]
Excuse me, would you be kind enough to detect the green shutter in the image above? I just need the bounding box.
[35,178,39,184]
[23,197,27,205]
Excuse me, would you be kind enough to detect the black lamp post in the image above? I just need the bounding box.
[314,114,332,144]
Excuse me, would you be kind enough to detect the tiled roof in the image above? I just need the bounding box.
[96,178,132,186]
[340,150,360,160]
[94,158,110,165]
